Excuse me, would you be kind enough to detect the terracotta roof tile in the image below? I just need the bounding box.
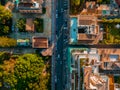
[32,37,48,48]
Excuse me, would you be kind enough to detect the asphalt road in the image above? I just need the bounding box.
[55,0,65,89]
[54,0,69,90]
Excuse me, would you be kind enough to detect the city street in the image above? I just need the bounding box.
[51,0,69,90]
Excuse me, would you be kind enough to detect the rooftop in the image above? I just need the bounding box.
[97,5,110,11]
[77,34,96,41]
[41,44,54,56]
[18,0,43,13]
[84,66,92,89]
[78,15,96,25]
[26,18,34,32]
[84,66,109,90]
[98,48,120,55]
[32,37,48,48]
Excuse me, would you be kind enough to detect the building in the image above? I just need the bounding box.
[17,0,43,14]
[96,5,110,16]
[77,15,100,44]
[98,49,120,74]
[69,48,101,90]
[85,1,96,14]
[32,37,48,48]
[84,66,109,90]
[80,1,111,16]
[70,15,103,44]
[26,18,34,32]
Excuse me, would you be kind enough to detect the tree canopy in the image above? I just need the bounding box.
[0,5,12,35]
[70,0,85,14]
[97,0,110,4]
[0,52,10,64]
[71,0,80,6]
[34,18,44,33]
[16,18,26,32]
[101,18,120,23]
[0,36,17,47]
[0,54,50,90]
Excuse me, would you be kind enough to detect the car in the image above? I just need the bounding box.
[64,27,67,29]
[58,54,60,58]
[56,14,58,18]
[61,8,64,12]
[55,76,57,82]
[12,26,14,31]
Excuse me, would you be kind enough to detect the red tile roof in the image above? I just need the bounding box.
[32,37,48,48]
[26,18,34,32]
[84,66,92,89]
[79,15,96,25]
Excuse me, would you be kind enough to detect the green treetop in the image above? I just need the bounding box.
[0,5,12,35]
[0,54,50,90]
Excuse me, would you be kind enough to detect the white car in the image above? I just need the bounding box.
[58,54,60,58]
[56,14,58,18]
[64,27,67,29]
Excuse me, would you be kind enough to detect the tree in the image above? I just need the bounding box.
[71,0,80,6]
[0,5,12,35]
[34,18,44,33]
[97,0,110,4]
[0,52,10,64]
[97,0,102,3]
[0,0,8,5]
[0,54,50,90]
[101,18,120,23]
[16,18,26,32]
[70,0,85,14]
[0,36,17,47]
[74,0,80,6]
[114,76,120,84]
[3,26,9,34]
[0,5,12,21]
